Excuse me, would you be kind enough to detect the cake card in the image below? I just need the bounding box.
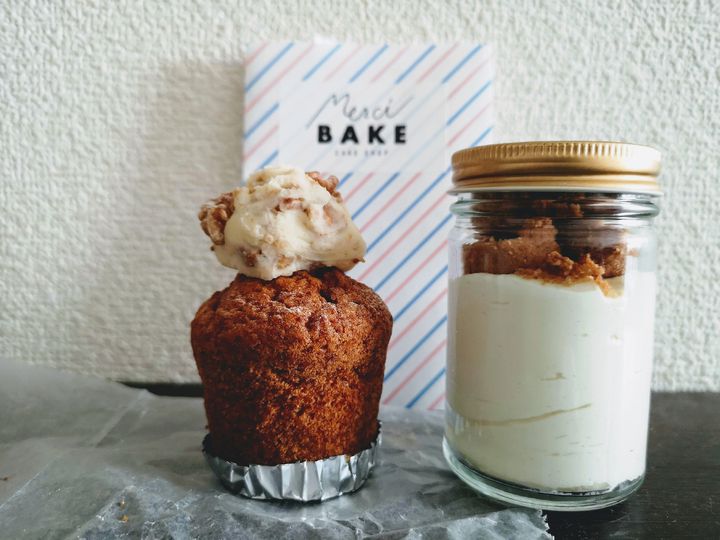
[242,41,495,410]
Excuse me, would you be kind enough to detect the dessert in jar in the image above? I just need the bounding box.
[443,141,661,511]
[191,166,392,501]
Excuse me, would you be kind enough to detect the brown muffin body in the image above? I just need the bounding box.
[191,267,392,465]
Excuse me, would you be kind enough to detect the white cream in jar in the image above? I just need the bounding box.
[446,269,656,493]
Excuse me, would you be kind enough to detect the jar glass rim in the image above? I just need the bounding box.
[450,191,661,219]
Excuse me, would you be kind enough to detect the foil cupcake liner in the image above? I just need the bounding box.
[202,422,381,502]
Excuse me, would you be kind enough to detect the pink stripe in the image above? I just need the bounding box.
[448,56,492,100]
[428,392,446,411]
[388,288,448,350]
[383,339,447,404]
[245,44,313,113]
[243,125,278,161]
[417,44,458,83]
[245,43,268,67]
[359,172,421,233]
[358,193,449,282]
[384,241,448,303]
[325,44,363,81]
[370,46,409,82]
[447,102,492,147]
[343,172,374,202]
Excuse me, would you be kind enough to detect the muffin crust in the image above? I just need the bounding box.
[191,267,392,465]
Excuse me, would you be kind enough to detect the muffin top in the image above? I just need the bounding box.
[191,267,392,370]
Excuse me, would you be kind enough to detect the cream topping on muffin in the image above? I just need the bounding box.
[198,166,366,280]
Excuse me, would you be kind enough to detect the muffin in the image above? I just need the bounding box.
[191,166,392,466]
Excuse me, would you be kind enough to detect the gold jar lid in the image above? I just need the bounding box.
[451,141,661,194]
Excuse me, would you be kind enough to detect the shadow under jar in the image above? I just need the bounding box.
[443,141,661,511]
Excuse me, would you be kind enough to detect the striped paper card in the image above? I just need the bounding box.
[242,41,494,411]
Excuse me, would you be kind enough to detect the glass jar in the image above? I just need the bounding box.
[443,141,661,511]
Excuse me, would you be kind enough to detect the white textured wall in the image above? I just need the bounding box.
[1,1,718,389]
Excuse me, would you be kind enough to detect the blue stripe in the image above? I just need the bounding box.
[395,45,436,84]
[338,171,353,188]
[470,125,494,147]
[367,167,451,253]
[392,265,448,321]
[349,44,388,83]
[399,125,445,169]
[258,149,278,169]
[400,86,443,124]
[244,102,278,139]
[245,42,294,92]
[302,43,341,81]
[447,79,492,126]
[441,44,482,83]
[406,367,446,408]
[375,219,451,292]
[351,172,400,220]
[385,316,447,382]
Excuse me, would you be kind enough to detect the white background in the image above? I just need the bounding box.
[1,0,718,389]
